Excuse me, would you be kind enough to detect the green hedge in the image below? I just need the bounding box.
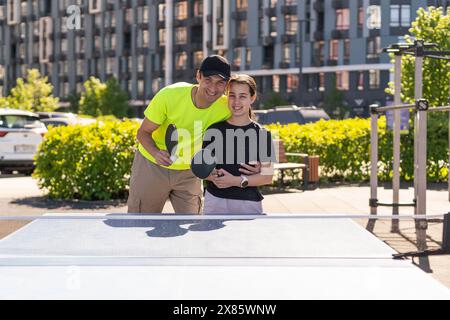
[34,116,449,200]
[266,113,449,183]
[34,120,139,200]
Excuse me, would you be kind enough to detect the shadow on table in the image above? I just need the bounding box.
[103,214,260,238]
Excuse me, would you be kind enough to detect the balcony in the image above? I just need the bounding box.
[261,62,274,69]
[281,5,297,15]
[231,11,247,20]
[282,34,296,43]
[314,31,324,41]
[331,0,349,9]
[264,7,277,16]
[232,38,247,47]
[313,1,324,12]
[326,59,338,66]
[262,36,275,46]
[331,29,349,39]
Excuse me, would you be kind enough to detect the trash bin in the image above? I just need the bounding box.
[308,156,320,183]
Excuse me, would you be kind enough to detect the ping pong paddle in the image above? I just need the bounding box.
[191,149,224,179]
[165,124,178,162]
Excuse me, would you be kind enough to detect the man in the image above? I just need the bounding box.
[127,55,259,214]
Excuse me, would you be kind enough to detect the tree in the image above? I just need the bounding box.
[260,92,289,110]
[1,69,59,112]
[386,7,450,107]
[323,74,350,119]
[79,77,129,117]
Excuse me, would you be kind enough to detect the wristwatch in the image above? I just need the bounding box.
[240,175,249,188]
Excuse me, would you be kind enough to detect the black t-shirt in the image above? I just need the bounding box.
[202,120,276,202]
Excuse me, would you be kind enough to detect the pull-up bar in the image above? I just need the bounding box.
[371,40,450,251]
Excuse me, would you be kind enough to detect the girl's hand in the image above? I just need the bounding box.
[239,162,261,175]
[213,169,241,189]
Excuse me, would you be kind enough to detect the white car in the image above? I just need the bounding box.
[0,108,47,174]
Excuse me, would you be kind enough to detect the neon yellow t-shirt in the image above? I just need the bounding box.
[138,82,232,170]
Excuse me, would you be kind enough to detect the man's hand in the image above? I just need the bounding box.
[213,169,241,189]
[153,150,173,167]
[239,162,261,176]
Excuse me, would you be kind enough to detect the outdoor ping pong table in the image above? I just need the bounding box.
[0,214,449,300]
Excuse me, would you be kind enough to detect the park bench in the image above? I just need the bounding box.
[273,140,320,190]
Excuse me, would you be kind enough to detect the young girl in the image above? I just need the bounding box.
[202,74,276,215]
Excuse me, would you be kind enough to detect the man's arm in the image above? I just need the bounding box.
[137,118,172,167]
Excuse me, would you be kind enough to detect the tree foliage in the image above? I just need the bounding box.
[79,77,129,117]
[386,7,450,107]
[0,69,59,112]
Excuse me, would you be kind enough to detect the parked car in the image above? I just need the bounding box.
[0,108,47,174]
[254,105,330,125]
[41,117,74,128]
[36,111,77,120]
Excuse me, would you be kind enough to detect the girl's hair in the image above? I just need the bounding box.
[227,74,258,119]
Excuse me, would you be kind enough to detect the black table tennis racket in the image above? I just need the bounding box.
[165,124,178,162]
[191,149,224,179]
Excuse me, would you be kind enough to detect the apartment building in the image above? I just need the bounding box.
[0,0,449,116]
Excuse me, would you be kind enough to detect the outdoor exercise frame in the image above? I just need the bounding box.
[370,40,450,251]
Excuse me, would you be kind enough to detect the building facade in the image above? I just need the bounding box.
[0,0,449,116]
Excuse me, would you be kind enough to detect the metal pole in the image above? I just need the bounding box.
[298,20,304,105]
[392,54,402,232]
[165,0,174,86]
[414,40,428,251]
[369,105,379,228]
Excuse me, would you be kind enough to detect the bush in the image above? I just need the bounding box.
[266,115,449,183]
[34,120,139,200]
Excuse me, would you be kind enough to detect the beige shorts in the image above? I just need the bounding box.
[127,151,203,214]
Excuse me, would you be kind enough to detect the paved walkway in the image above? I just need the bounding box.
[0,176,449,288]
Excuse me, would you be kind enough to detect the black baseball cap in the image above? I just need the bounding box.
[199,55,231,80]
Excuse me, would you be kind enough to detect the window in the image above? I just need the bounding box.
[193,51,204,69]
[175,52,188,70]
[237,20,248,38]
[158,4,165,22]
[7,0,20,25]
[216,21,224,46]
[284,15,297,35]
[175,1,188,20]
[369,70,380,89]
[175,27,187,44]
[272,75,280,93]
[89,0,102,13]
[367,36,380,59]
[313,41,325,64]
[336,71,349,91]
[159,29,166,46]
[366,5,381,29]
[319,73,325,92]
[39,17,53,62]
[344,39,350,60]
[358,7,364,27]
[233,47,242,66]
[286,75,298,93]
[390,5,410,27]
[282,44,291,63]
[270,17,277,37]
[357,72,364,91]
[142,30,149,47]
[246,48,251,67]
[194,0,203,16]
[335,9,350,30]
[236,0,248,11]
[329,40,339,60]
